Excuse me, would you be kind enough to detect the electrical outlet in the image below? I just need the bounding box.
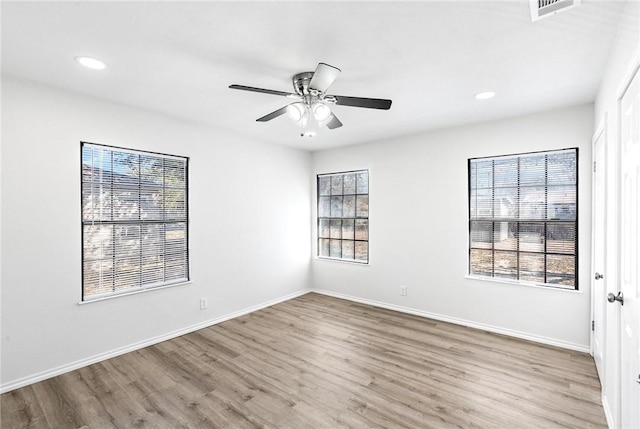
[400,286,407,296]
[200,297,208,310]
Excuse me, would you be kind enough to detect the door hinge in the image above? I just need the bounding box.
[592,320,595,331]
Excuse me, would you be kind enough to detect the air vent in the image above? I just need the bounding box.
[530,0,581,21]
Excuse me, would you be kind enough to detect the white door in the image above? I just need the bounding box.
[619,64,639,429]
[592,123,607,379]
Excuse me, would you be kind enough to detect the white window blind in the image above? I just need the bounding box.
[317,170,369,263]
[81,143,189,301]
[469,148,578,289]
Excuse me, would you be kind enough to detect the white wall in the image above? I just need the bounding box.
[593,1,639,426]
[0,76,311,391]
[311,104,594,350]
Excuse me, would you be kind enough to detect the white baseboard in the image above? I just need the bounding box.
[312,289,591,353]
[2,287,591,394]
[0,289,312,394]
[602,393,614,429]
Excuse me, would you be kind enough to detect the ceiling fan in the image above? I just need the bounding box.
[229,63,392,137]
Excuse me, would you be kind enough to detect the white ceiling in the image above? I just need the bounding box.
[1,1,628,151]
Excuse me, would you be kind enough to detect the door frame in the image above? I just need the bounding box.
[590,116,607,374]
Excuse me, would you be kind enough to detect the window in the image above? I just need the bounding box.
[317,170,369,263]
[81,143,189,301]
[468,148,578,289]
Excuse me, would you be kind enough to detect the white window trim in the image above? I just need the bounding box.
[316,169,370,264]
[468,148,578,290]
[81,142,190,301]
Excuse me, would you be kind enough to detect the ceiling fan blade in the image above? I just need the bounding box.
[229,84,296,98]
[333,95,392,110]
[309,63,341,93]
[326,113,343,130]
[256,106,288,122]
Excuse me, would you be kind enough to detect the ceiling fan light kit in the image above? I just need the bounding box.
[286,102,333,137]
[230,62,392,137]
[286,103,304,123]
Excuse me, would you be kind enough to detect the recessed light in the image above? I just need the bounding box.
[75,56,107,70]
[475,91,496,100]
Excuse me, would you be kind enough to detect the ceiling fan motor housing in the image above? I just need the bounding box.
[293,72,335,106]
[293,72,315,96]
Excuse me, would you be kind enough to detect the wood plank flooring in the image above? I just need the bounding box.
[1,293,607,428]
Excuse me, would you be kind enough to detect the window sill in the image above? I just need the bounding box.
[78,280,193,305]
[465,275,581,293]
[315,256,370,266]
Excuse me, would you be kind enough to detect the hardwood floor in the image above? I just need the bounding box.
[1,293,607,428]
